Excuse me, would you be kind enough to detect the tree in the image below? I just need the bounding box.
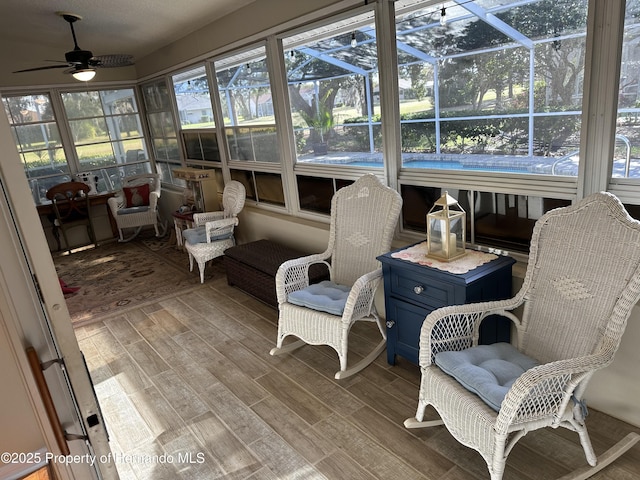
[290,84,337,146]
[440,0,587,111]
[287,49,369,146]
[399,63,432,101]
[502,0,588,109]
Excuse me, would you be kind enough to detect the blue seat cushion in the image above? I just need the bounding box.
[117,205,150,215]
[287,280,350,316]
[182,225,233,244]
[435,343,539,411]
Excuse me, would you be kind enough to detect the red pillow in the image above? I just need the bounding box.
[123,183,150,207]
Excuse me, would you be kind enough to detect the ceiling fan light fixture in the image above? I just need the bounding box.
[14,13,134,79]
[72,68,96,81]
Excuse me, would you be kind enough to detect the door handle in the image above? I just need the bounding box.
[26,347,70,455]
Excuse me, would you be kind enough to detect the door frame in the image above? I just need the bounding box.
[0,97,117,480]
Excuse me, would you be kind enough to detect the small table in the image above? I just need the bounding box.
[378,243,515,366]
[171,210,197,248]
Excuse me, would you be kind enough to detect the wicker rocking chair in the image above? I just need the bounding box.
[405,192,640,479]
[270,174,402,379]
[107,173,166,242]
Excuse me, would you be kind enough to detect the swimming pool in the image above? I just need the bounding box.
[339,161,532,174]
[302,156,575,175]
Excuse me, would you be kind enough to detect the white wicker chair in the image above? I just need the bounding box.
[183,180,246,283]
[405,192,640,480]
[270,174,402,379]
[107,173,166,242]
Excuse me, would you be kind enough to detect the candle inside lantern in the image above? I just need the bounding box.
[439,227,447,253]
[449,233,457,254]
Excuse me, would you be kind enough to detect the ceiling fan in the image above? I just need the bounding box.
[13,12,134,82]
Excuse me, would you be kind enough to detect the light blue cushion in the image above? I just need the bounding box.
[117,205,150,215]
[287,280,350,316]
[182,225,233,244]
[435,343,539,411]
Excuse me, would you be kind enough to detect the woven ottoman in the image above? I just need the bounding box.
[224,239,328,307]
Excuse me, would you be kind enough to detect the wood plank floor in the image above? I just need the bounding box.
[75,259,640,480]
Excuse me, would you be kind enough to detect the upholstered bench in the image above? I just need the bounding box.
[224,239,328,307]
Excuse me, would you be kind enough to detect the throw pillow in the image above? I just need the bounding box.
[123,183,150,207]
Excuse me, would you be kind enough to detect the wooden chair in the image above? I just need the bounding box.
[46,181,95,252]
[270,174,402,379]
[405,192,640,479]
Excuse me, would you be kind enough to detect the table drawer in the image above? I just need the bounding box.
[389,267,454,308]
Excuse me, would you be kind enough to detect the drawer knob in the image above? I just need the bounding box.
[413,285,424,294]
[386,320,395,329]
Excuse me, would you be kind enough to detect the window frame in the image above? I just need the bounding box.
[140,78,182,186]
[59,87,152,188]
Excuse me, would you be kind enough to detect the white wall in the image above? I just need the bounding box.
[587,309,640,426]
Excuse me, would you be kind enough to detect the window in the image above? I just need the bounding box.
[214,45,285,207]
[400,183,570,253]
[282,11,381,166]
[297,175,353,214]
[140,79,181,185]
[172,66,215,129]
[614,1,640,182]
[395,0,587,175]
[215,46,279,163]
[3,93,70,204]
[172,66,221,172]
[182,130,221,162]
[61,88,151,190]
[229,169,285,206]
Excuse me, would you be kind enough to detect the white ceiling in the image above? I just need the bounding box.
[0,0,257,81]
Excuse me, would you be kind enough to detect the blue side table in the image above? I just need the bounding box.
[378,243,515,366]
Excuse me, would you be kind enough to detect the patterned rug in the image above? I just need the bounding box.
[54,234,223,327]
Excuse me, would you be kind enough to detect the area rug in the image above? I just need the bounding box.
[54,235,223,327]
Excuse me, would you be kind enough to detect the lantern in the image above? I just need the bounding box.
[426,191,466,262]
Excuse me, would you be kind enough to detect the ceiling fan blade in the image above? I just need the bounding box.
[13,12,134,78]
[91,54,135,68]
[13,64,70,73]
[62,65,94,74]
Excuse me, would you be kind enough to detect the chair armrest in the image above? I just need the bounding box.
[149,191,159,210]
[419,297,523,367]
[496,353,606,434]
[107,194,125,215]
[275,253,331,305]
[341,268,383,323]
[194,211,225,226]
[204,217,238,242]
